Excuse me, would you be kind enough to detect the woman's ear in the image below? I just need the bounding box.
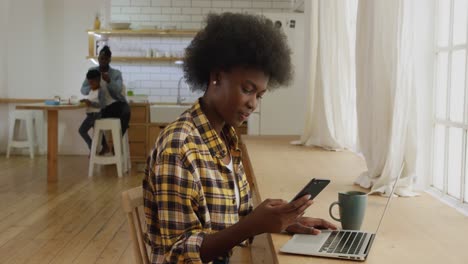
[209,71,221,86]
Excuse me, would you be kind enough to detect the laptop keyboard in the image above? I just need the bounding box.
[319,231,368,255]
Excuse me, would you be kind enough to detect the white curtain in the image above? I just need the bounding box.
[292,0,357,151]
[296,0,434,196]
[354,0,427,196]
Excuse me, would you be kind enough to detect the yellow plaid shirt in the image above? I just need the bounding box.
[143,99,253,263]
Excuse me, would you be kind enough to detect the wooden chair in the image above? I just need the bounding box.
[121,186,253,264]
[121,186,150,264]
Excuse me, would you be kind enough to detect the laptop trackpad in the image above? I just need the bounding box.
[280,231,331,255]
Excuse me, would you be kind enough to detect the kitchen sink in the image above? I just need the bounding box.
[150,104,190,123]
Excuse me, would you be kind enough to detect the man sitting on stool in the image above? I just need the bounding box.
[81,46,130,154]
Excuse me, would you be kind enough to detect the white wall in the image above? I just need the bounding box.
[0,0,8,96]
[414,0,435,190]
[7,0,47,99]
[3,0,108,155]
[257,12,306,135]
[0,0,10,153]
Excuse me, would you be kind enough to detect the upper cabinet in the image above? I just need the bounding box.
[86,29,199,63]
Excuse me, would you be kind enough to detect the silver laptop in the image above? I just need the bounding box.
[280,166,403,261]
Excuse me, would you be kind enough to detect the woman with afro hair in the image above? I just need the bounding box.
[143,12,336,264]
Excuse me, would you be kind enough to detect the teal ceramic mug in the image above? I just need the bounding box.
[329,191,367,230]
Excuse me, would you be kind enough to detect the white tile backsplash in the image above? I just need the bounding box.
[161,7,182,14]
[110,0,295,102]
[141,80,161,88]
[232,1,252,8]
[180,22,201,29]
[121,65,142,72]
[150,73,173,81]
[130,14,152,21]
[131,0,151,7]
[150,0,172,7]
[140,7,161,14]
[113,0,131,6]
[171,14,192,22]
[172,0,191,7]
[112,14,131,21]
[192,1,212,8]
[121,6,142,13]
[212,1,232,8]
[141,65,161,73]
[133,88,151,94]
[253,2,272,8]
[272,1,293,9]
[201,8,220,14]
[191,15,204,22]
[182,7,202,14]
[150,14,171,21]
[111,7,121,14]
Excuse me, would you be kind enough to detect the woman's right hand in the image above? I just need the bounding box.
[245,195,313,235]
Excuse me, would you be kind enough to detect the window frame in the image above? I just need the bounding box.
[431,0,468,210]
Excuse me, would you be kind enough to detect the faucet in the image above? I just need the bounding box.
[177,77,188,105]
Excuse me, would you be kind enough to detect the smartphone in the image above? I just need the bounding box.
[291,178,330,202]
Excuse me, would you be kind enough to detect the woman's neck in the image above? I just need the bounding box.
[200,96,225,135]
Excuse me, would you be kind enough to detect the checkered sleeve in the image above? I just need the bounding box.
[238,161,254,218]
[153,150,207,264]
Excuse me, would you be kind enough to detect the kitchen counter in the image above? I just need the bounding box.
[0,98,52,104]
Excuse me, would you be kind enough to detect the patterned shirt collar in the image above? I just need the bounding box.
[190,98,240,158]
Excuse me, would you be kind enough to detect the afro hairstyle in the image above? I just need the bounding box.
[183,12,293,91]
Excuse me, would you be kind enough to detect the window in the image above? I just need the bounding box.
[432,0,468,205]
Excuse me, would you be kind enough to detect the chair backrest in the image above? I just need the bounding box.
[121,186,150,264]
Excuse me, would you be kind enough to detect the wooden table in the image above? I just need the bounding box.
[0,98,51,104]
[242,136,468,264]
[16,103,85,182]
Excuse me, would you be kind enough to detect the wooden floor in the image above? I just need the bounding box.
[0,155,142,264]
[0,155,252,264]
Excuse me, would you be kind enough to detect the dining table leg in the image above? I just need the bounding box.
[47,110,58,182]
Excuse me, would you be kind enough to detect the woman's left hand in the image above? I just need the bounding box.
[285,217,338,235]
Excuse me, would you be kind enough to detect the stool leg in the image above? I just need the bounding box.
[122,132,130,174]
[33,111,45,154]
[126,133,132,171]
[89,129,101,177]
[96,130,103,155]
[6,119,16,158]
[111,128,123,178]
[26,117,35,159]
[121,137,127,174]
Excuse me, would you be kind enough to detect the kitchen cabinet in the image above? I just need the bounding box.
[128,103,149,163]
[86,29,198,63]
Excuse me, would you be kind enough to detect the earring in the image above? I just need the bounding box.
[212,80,217,85]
